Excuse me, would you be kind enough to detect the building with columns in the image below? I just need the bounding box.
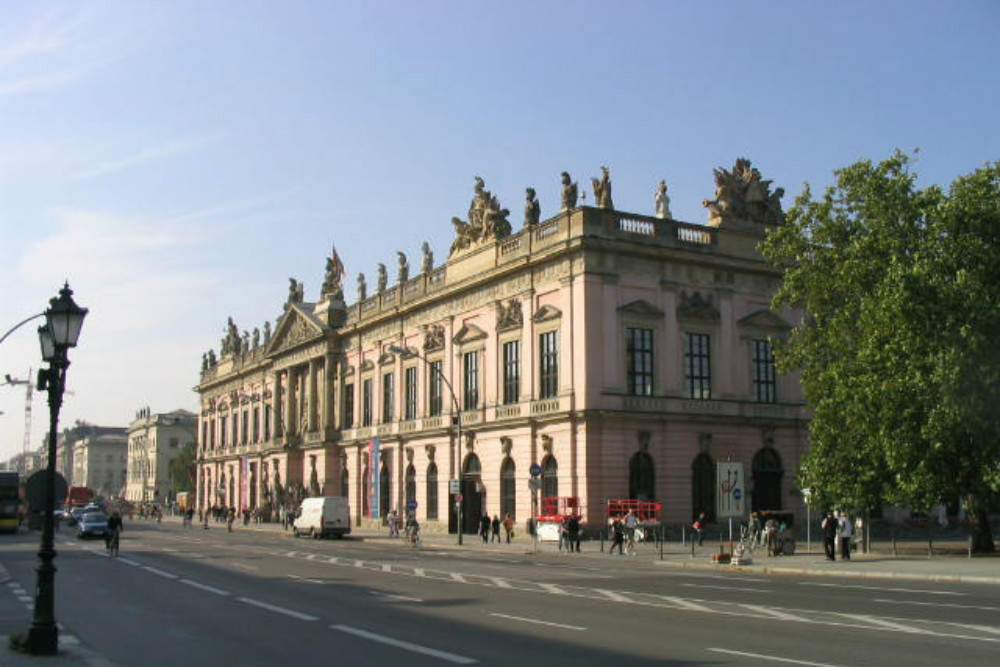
[195,161,808,533]
[125,408,197,504]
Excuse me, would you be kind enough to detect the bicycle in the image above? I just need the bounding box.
[408,528,422,548]
[106,528,120,557]
[625,533,637,557]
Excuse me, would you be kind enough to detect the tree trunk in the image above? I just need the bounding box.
[968,500,995,554]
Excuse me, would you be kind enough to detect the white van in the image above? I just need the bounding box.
[292,497,351,539]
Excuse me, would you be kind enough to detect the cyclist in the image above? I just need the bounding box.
[105,510,123,557]
[406,515,421,547]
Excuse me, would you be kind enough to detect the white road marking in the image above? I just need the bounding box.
[489,577,512,589]
[838,614,922,633]
[490,613,585,631]
[966,625,1000,637]
[450,573,467,583]
[656,596,712,612]
[414,568,426,577]
[381,564,392,573]
[595,589,631,603]
[180,579,230,596]
[119,558,141,566]
[740,604,804,622]
[709,648,850,667]
[800,582,965,596]
[539,583,567,595]
[142,566,178,579]
[288,574,325,584]
[331,624,477,664]
[369,590,423,603]
[873,598,1000,612]
[682,583,769,593]
[327,557,340,564]
[237,597,318,621]
[231,562,259,572]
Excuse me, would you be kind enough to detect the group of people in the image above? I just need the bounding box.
[558,514,583,552]
[609,509,640,555]
[478,513,516,543]
[822,510,854,561]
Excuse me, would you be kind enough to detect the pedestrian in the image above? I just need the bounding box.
[764,514,779,556]
[821,511,837,561]
[502,513,515,543]
[625,509,638,544]
[227,506,236,532]
[388,509,399,537]
[838,511,853,560]
[491,514,501,543]
[479,513,491,544]
[693,511,707,546]
[609,515,625,555]
[558,517,569,552]
[567,514,581,552]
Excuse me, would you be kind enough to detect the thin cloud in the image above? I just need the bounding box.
[72,136,216,181]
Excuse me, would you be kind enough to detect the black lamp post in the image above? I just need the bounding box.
[12,283,87,655]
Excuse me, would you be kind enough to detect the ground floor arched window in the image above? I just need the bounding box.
[752,447,783,512]
[541,456,558,499]
[362,461,370,518]
[379,461,390,518]
[405,464,416,511]
[426,462,438,520]
[692,453,715,522]
[500,457,516,519]
[629,451,656,501]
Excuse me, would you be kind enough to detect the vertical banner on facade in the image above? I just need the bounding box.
[368,438,381,519]
[240,456,249,511]
[716,461,745,518]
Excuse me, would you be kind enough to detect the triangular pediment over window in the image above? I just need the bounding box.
[676,291,720,323]
[267,304,326,354]
[531,305,562,323]
[452,322,487,345]
[360,359,375,372]
[617,300,663,319]
[738,309,792,334]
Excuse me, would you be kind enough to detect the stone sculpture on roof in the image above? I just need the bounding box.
[421,242,434,274]
[357,272,367,301]
[524,187,540,226]
[591,166,614,210]
[449,176,512,257]
[703,158,785,228]
[377,263,387,293]
[560,171,578,211]
[655,180,672,220]
[285,278,304,311]
[397,251,409,284]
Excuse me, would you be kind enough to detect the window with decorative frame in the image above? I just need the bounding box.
[502,340,520,405]
[538,330,558,399]
[404,366,418,420]
[362,378,373,426]
[426,462,438,520]
[463,350,479,409]
[342,383,354,428]
[626,327,654,396]
[382,372,394,423]
[683,332,712,400]
[752,338,777,403]
[428,360,443,416]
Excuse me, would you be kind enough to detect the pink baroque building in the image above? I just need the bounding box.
[195,162,808,534]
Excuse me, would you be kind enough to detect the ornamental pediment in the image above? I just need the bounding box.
[378,351,395,366]
[360,359,375,372]
[737,309,792,333]
[617,300,663,319]
[267,305,326,355]
[453,322,487,345]
[531,305,562,323]
[495,299,523,332]
[676,291,719,323]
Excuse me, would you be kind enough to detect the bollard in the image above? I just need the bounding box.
[928,535,934,559]
[968,535,973,559]
[600,528,605,553]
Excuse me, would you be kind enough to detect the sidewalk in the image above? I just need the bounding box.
[221,515,1000,585]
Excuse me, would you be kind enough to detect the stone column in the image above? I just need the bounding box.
[274,372,285,437]
[284,368,296,436]
[309,359,319,433]
[324,352,336,434]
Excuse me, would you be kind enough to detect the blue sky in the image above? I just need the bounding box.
[1,1,997,463]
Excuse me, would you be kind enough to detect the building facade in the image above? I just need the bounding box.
[125,408,197,503]
[195,162,808,532]
[71,427,127,498]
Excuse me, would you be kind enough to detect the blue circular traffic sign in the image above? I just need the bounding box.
[530,463,542,478]
[407,499,418,510]
[733,488,743,501]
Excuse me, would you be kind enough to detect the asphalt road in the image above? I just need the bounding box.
[2,521,998,666]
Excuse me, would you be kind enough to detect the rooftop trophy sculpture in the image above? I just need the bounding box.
[285,278,304,310]
[321,247,345,301]
[377,263,387,293]
[397,251,409,284]
[655,180,672,219]
[591,165,614,210]
[560,172,578,211]
[421,242,433,274]
[449,176,512,257]
[357,272,367,301]
[524,187,540,226]
[703,158,785,229]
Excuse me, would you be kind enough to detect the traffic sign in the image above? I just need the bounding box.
[449,479,460,494]
[455,493,463,503]
[529,463,542,478]
[407,499,418,511]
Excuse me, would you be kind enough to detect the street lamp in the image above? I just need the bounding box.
[12,283,87,656]
[387,344,465,545]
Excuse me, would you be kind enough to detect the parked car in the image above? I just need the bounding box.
[67,507,89,526]
[76,511,108,539]
[293,497,351,539]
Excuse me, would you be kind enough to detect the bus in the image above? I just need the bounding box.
[0,472,21,533]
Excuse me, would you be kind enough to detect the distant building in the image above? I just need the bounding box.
[196,164,808,531]
[125,408,197,503]
[71,427,128,497]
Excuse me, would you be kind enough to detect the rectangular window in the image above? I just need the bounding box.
[382,372,394,422]
[539,331,559,399]
[752,339,777,403]
[241,411,249,445]
[463,351,479,410]
[428,361,443,416]
[426,466,438,520]
[502,340,521,405]
[253,407,260,442]
[362,379,373,427]
[684,332,712,400]
[231,414,238,446]
[220,418,227,447]
[626,327,654,396]
[404,367,417,421]
[264,405,272,440]
[342,383,354,428]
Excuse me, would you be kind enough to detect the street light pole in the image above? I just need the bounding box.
[387,344,463,545]
[12,283,87,656]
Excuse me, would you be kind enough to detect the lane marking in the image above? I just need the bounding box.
[142,566,178,579]
[369,590,423,603]
[595,589,631,603]
[331,624,477,664]
[539,584,567,595]
[799,582,965,596]
[709,648,849,667]
[838,614,922,634]
[231,563,259,572]
[237,597,318,621]
[179,579,230,596]
[450,573,467,583]
[656,596,712,612]
[682,583,768,593]
[740,604,804,622]
[490,613,585,631]
[873,598,1000,612]
[381,564,392,573]
[287,574,325,585]
[119,558,141,566]
[414,568,426,577]
[489,577,512,589]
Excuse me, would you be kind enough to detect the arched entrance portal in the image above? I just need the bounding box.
[752,447,783,512]
[460,454,483,534]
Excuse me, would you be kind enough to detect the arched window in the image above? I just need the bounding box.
[340,466,348,498]
[379,461,391,518]
[405,464,416,511]
[629,452,656,501]
[362,460,370,518]
[426,462,438,520]
[541,456,558,499]
[752,447,783,512]
[691,453,715,522]
[500,457,516,519]
[463,454,481,477]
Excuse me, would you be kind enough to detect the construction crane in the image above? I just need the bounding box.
[2,371,33,474]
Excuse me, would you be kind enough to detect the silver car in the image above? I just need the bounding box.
[76,511,108,539]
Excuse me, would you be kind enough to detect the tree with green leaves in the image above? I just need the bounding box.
[761,151,999,552]
[169,441,197,495]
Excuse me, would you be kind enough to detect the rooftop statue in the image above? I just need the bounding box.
[321,247,345,300]
[377,263,387,293]
[357,272,367,301]
[703,158,785,228]
[591,166,614,210]
[560,171,578,211]
[397,251,409,284]
[524,187,540,226]
[655,180,672,220]
[285,278,304,310]
[421,241,434,274]
[449,176,512,257]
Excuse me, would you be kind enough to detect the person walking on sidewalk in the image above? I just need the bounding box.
[609,515,625,555]
[479,513,491,544]
[693,511,707,546]
[822,511,838,561]
[567,514,581,552]
[503,513,515,543]
[491,514,501,543]
[838,511,853,560]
